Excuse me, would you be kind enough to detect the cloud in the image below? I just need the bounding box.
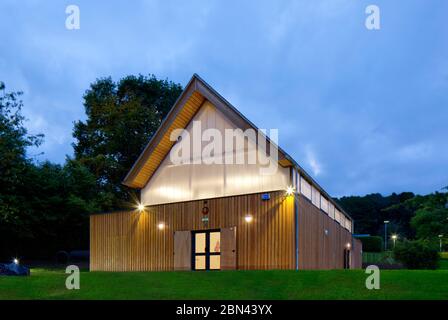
[1,0,447,195]
[305,146,322,177]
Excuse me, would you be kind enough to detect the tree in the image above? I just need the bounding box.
[72,75,182,209]
[336,192,414,236]
[0,82,43,256]
[18,160,102,257]
[394,240,440,269]
[411,207,448,240]
[0,82,102,259]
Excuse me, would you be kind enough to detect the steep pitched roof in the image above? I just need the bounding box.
[122,73,294,189]
[122,74,352,221]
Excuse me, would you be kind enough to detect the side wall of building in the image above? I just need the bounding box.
[90,191,295,271]
[298,194,362,269]
[90,192,361,271]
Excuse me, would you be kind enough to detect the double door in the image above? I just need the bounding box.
[192,229,221,270]
[174,227,236,271]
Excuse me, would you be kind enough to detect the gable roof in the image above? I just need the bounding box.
[122,74,352,221]
[122,73,295,189]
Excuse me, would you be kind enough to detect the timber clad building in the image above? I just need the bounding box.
[90,74,362,271]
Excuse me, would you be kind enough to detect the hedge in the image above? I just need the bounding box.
[359,236,383,252]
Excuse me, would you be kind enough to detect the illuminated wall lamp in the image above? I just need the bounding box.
[244,214,253,223]
[157,222,165,230]
[286,186,295,196]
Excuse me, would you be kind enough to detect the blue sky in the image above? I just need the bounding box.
[1,0,447,196]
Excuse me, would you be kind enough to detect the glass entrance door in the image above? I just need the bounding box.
[192,230,221,270]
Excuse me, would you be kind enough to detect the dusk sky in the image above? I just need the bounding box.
[1,0,447,197]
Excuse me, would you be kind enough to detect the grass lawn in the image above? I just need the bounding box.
[1,268,448,300]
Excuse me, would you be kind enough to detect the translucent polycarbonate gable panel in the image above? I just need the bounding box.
[141,101,290,206]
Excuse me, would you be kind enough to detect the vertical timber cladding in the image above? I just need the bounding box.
[297,194,354,269]
[90,191,295,271]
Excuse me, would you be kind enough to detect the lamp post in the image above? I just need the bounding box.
[384,220,390,251]
[439,235,443,253]
[391,234,398,249]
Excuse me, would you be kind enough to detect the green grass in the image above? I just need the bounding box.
[1,268,448,300]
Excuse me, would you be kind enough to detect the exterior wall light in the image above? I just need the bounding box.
[345,242,351,249]
[158,222,165,230]
[137,203,145,212]
[13,258,19,265]
[286,186,295,196]
[244,214,253,223]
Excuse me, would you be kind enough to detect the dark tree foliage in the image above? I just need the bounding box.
[337,191,448,243]
[0,82,43,257]
[358,236,383,252]
[4,160,102,258]
[393,240,440,269]
[72,75,182,210]
[0,82,101,259]
[336,192,415,236]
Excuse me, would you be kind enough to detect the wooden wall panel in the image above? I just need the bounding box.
[298,195,353,270]
[90,191,295,271]
[221,227,237,270]
[90,192,357,271]
[173,231,191,271]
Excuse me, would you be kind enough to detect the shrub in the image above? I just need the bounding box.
[359,236,383,252]
[393,240,440,269]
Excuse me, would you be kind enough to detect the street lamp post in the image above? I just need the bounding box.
[384,220,390,251]
[439,235,443,252]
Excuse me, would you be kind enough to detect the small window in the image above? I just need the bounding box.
[195,233,206,253]
[209,255,220,270]
[328,202,335,219]
[342,215,346,228]
[321,196,329,214]
[300,177,311,200]
[210,232,220,253]
[335,209,342,224]
[312,186,320,208]
[345,218,352,232]
[195,256,206,270]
